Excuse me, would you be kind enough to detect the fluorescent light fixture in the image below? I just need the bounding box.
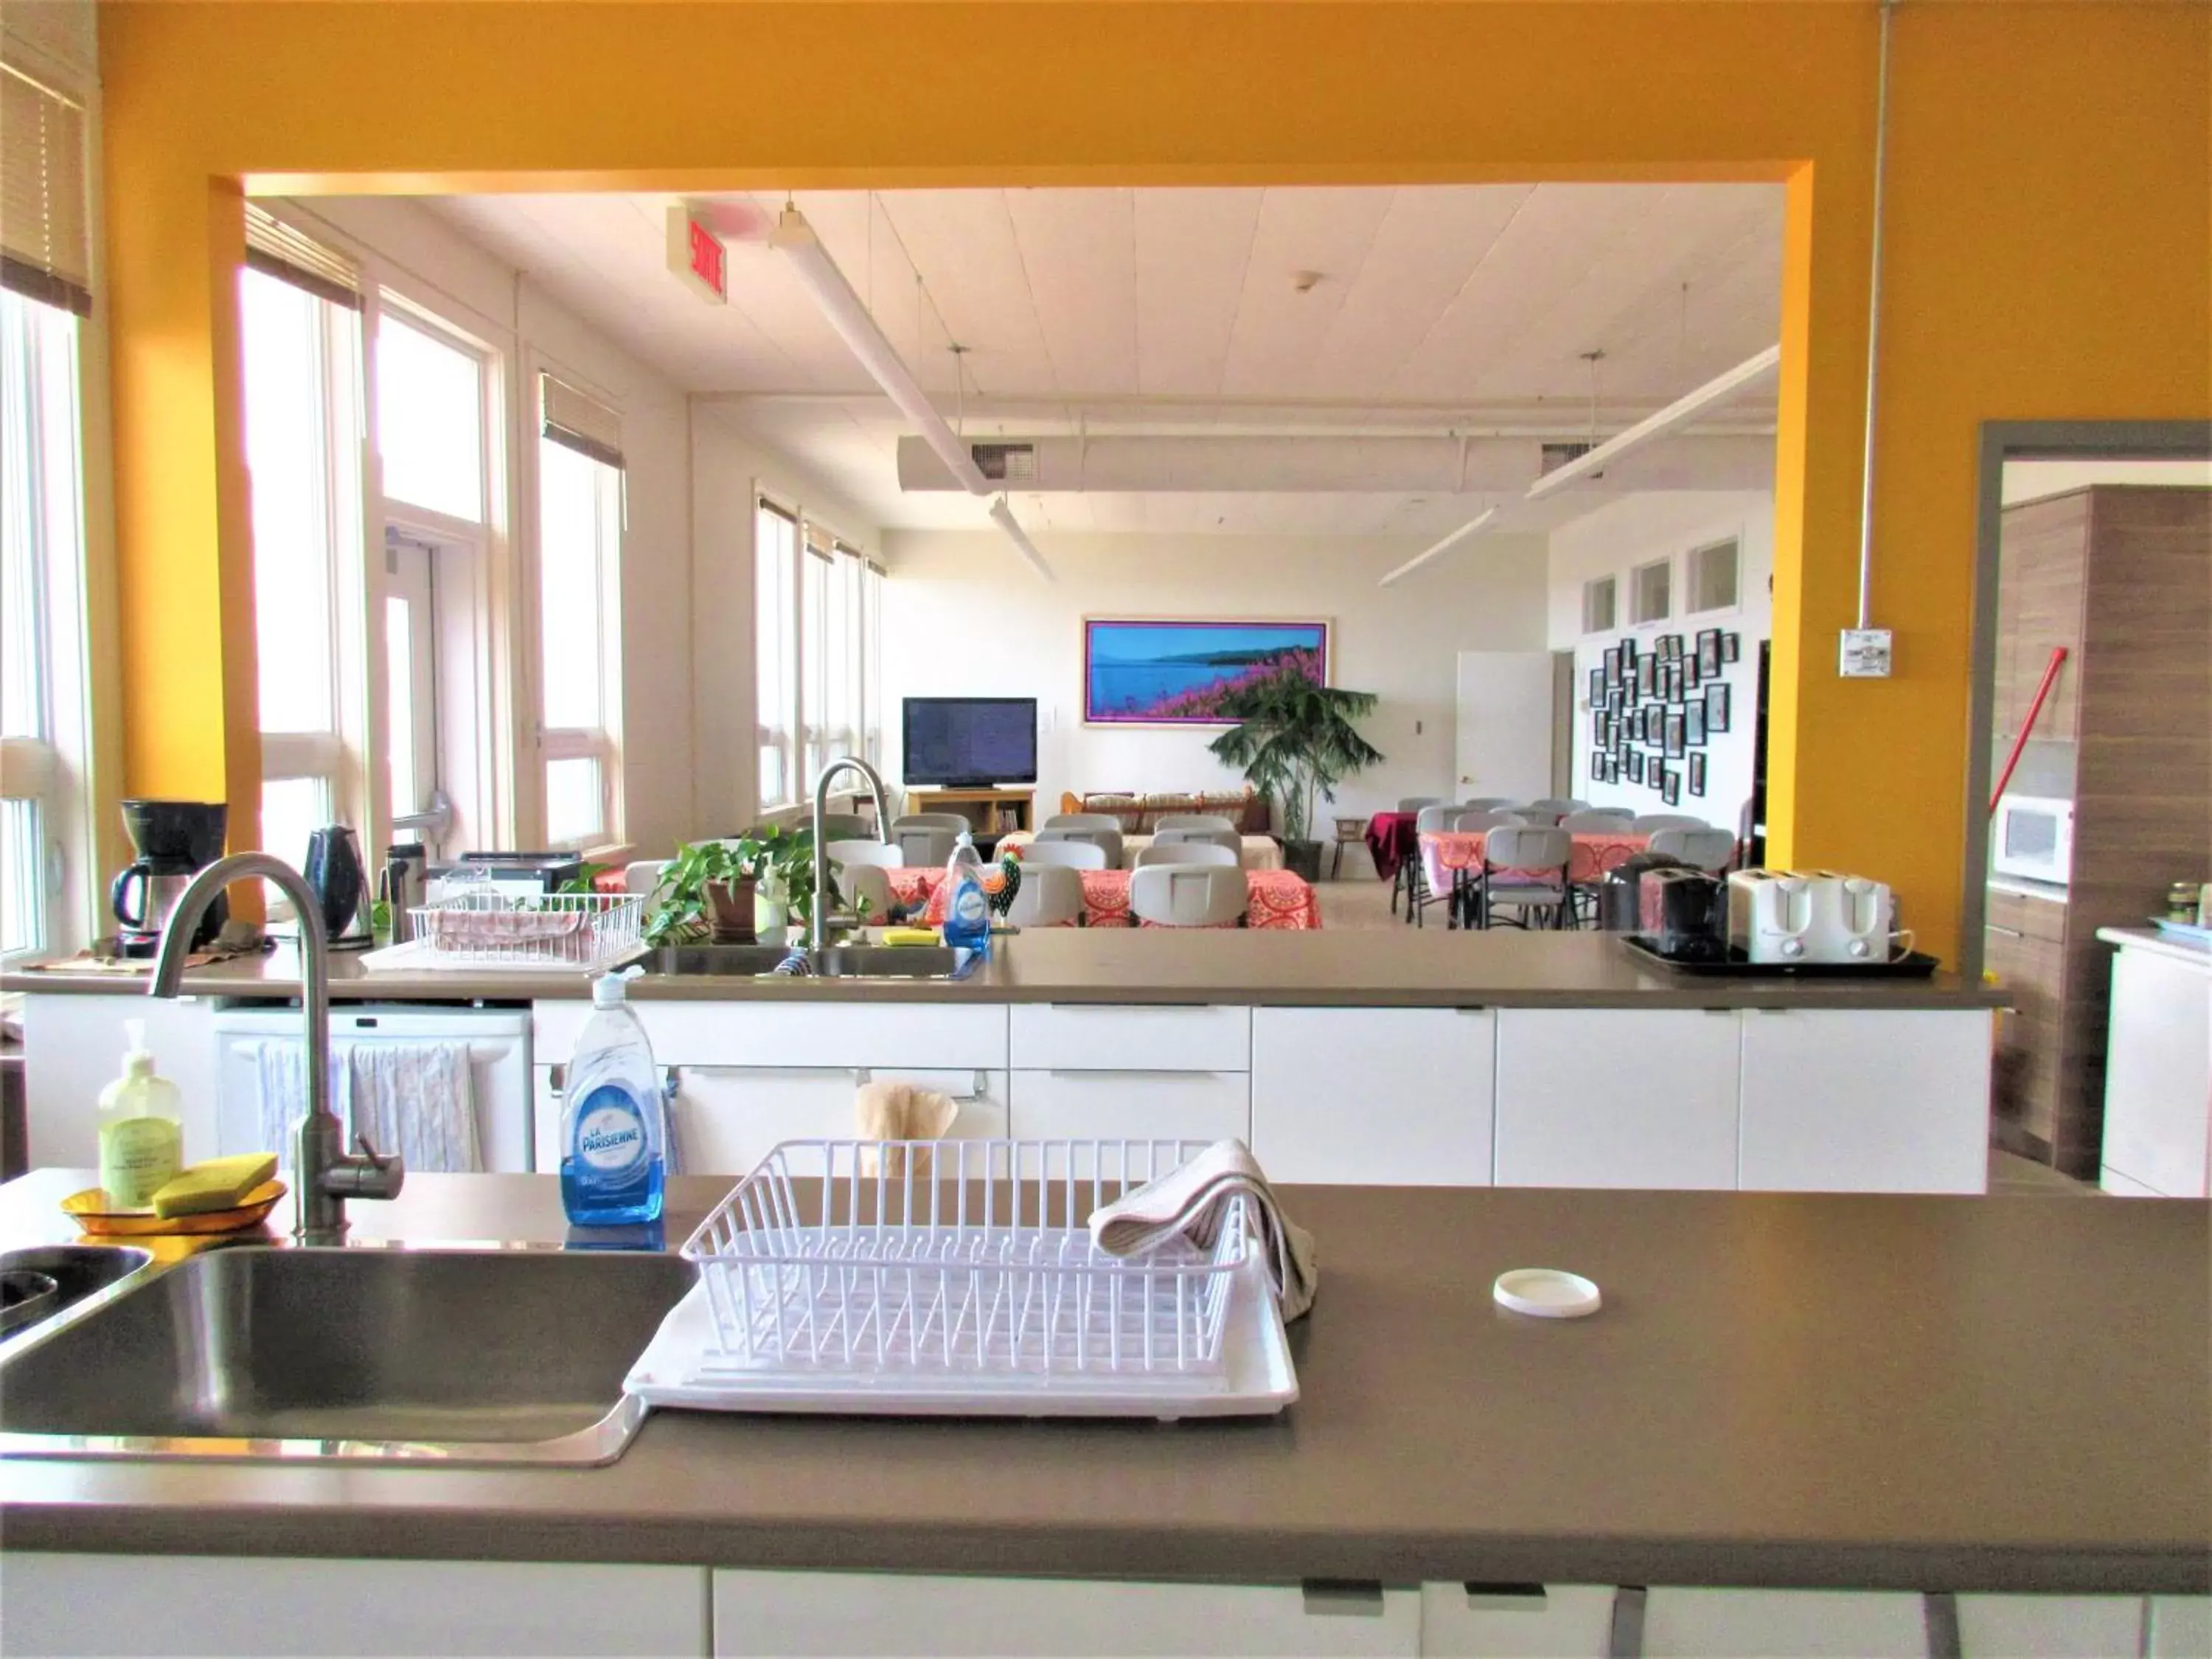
[770,206,990,496]
[1525,344,1782,501]
[1378,507,1498,587]
[988,495,1054,583]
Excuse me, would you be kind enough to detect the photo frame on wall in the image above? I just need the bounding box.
[1683,655,1702,692]
[1663,710,1686,759]
[1635,655,1656,697]
[1667,665,1687,705]
[1602,647,1621,688]
[1688,753,1708,797]
[1628,749,1646,784]
[1083,617,1329,725]
[1661,768,1682,807]
[1696,629,1723,678]
[1686,703,1707,745]
[1589,667,1606,704]
[1722,632,1742,664]
[1619,636,1638,667]
[1641,706,1660,743]
[1704,681,1731,732]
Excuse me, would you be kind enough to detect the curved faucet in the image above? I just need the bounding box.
[150,852,404,1242]
[810,757,892,953]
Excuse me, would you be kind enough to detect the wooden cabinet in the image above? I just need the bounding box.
[1,1554,710,1658]
[1251,1007,1494,1185]
[1642,1588,1926,1657]
[1493,1009,1740,1189]
[1738,1009,1991,1193]
[1416,1583,1615,1657]
[2098,939,2211,1197]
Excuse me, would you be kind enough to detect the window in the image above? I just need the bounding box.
[860,558,885,769]
[754,501,799,809]
[1687,538,1741,613]
[1581,574,1617,634]
[1630,557,1672,625]
[535,375,625,848]
[376,311,485,522]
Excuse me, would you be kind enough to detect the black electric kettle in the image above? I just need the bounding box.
[303,825,369,943]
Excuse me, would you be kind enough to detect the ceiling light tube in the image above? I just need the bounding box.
[1377,507,1498,587]
[988,495,1054,583]
[1524,344,1783,501]
[770,206,991,496]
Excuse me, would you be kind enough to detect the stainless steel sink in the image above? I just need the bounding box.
[645,942,806,975]
[645,942,978,980]
[0,1245,696,1465]
[0,1245,153,1343]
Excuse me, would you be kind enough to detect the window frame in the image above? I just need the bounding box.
[1580,574,1617,635]
[1685,536,1742,616]
[1629,557,1673,625]
[754,495,801,813]
[532,398,625,852]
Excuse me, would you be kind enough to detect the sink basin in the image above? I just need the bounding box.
[644,942,979,980]
[645,942,805,975]
[0,1245,153,1343]
[0,1246,696,1464]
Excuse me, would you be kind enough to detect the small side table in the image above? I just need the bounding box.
[1329,815,1368,880]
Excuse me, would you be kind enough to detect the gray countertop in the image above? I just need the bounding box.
[1,1170,2201,1591]
[4,931,2005,1012]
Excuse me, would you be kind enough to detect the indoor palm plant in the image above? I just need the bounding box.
[1207,667,1384,881]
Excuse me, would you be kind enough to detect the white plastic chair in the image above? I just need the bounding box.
[890,825,958,867]
[1004,863,1085,928]
[1632,814,1707,834]
[623,860,668,897]
[826,838,901,869]
[1560,809,1633,832]
[1045,813,1123,832]
[1130,863,1248,927]
[1153,813,1236,834]
[814,812,873,842]
[1018,838,1108,870]
[1450,810,1516,832]
[834,861,893,920]
[1036,824,1125,869]
[1458,796,1520,813]
[1527,798,1589,816]
[1152,826,1240,855]
[1506,807,1566,827]
[1476,824,1573,931]
[894,812,970,832]
[1397,796,1442,813]
[1133,841,1239,869]
[1647,826,1737,873]
[1405,803,1466,926]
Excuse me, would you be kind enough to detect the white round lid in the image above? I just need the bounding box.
[1492,1267,1602,1319]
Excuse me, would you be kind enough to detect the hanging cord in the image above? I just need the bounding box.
[1857,0,1896,630]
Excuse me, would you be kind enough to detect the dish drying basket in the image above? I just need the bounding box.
[678,1139,1251,1382]
[404,888,644,970]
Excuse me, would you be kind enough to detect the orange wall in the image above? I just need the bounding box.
[97,0,2211,961]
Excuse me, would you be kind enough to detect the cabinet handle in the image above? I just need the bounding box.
[1043,1068,1234,1078]
[1923,1593,1962,1659]
[1608,1585,1647,1659]
[548,1065,680,1099]
[1299,1579,1384,1618]
[1043,1002,1223,1012]
[1454,1006,1489,1015]
[669,1065,992,1103]
[1463,1583,1546,1610]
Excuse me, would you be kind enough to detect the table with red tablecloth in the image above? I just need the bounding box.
[1419,829,1649,885]
[1364,812,1420,880]
[888,866,1323,930]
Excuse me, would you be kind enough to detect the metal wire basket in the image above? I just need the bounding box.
[403,888,644,970]
[679,1139,1250,1381]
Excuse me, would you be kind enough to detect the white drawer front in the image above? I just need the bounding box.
[1419,1582,1615,1657]
[535,1000,1007,1070]
[1956,1594,2147,1658]
[1009,1068,1250,1145]
[676,1068,1009,1177]
[1644,1588,1927,1658]
[1010,1003,1251,1073]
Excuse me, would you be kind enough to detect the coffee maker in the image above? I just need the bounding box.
[111,799,228,957]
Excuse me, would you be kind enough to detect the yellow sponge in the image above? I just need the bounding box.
[150,1152,278,1219]
[880,927,942,947]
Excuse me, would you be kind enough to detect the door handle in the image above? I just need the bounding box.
[1299,1579,1384,1618]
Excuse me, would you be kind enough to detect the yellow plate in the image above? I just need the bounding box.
[62,1179,287,1237]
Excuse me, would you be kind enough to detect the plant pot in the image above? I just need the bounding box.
[704,878,757,943]
[1281,839,1325,883]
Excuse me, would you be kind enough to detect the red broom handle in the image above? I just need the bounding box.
[1989,646,2068,813]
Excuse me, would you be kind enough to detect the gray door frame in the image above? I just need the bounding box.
[1960,420,2212,979]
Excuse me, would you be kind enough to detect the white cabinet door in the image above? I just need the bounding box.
[675,1067,1009,1176]
[23,992,220,1169]
[534,998,1008,1071]
[712,1570,1419,1658]
[1956,1593,2146,1657]
[1009,1070,1250,1145]
[1643,1588,1926,1657]
[1493,1009,1740,1189]
[2147,1596,2211,1658]
[1,1554,709,1658]
[1418,1583,1615,1656]
[1738,1009,1992,1194]
[1010,1003,1251,1073]
[2100,945,2212,1197]
[1251,1008,1493,1185]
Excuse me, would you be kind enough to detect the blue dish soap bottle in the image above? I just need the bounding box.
[560,967,666,1225]
[940,832,991,958]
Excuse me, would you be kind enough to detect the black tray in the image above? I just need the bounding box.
[1621,936,1940,978]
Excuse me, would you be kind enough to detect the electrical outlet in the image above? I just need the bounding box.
[1840,628,1894,678]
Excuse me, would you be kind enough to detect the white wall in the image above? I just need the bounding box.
[1546,492,1773,828]
[2003,459,2211,504]
[878,529,1548,823]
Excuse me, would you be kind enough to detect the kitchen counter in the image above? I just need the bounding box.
[4,930,2006,1011]
[1,1169,2202,1593]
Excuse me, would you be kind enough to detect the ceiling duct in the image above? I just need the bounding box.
[1539,441,1596,475]
[971,442,1037,484]
[895,433,1775,495]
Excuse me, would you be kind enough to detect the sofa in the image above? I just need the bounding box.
[1055,786,1272,837]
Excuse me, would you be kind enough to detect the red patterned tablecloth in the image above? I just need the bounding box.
[1419,830,1649,885]
[1364,812,1419,880]
[891,867,1322,930]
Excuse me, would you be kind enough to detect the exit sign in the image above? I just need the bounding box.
[667,205,727,304]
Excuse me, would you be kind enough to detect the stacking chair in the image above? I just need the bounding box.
[1154,813,1237,834]
[832,861,893,922]
[1130,863,1248,928]
[1527,798,1590,817]
[1036,824,1125,869]
[1632,813,1708,834]
[1507,807,1566,827]
[814,812,874,843]
[1647,826,1737,873]
[1390,799,1443,916]
[1017,838,1108,871]
[1152,825,1240,856]
[1441,810,1518,925]
[1004,863,1085,928]
[889,825,959,867]
[1133,841,1239,869]
[1406,802,1464,927]
[1474,824,1573,931]
[623,860,669,897]
[826,838,902,869]
[1045,813,1124,832]
[1560,809,1633,832]
[894,811,969,830]
[1397,796,1443,813]
[1458,796,1521,813]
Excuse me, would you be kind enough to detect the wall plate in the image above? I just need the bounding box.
[1840,627,1895,678]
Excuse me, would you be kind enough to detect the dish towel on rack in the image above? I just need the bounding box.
[347,1043,481,1174]
[1088,1139,1318,1322]
[253,1041,307,1176]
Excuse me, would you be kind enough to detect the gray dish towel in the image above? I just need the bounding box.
[253,1040,481,1174]
[1088,1138,1318,1321]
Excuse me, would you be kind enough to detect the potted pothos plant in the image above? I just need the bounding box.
[642,827,824,946]
[1206,667,1384,883]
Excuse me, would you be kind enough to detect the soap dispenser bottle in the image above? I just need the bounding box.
[97,1018,184,1210]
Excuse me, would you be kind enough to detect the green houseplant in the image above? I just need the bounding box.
[642,827,823,946]
[1206,668,1384,881]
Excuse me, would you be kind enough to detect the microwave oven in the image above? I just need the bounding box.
[1992,796,2074,885]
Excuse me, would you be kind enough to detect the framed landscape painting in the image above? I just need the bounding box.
[1084,618,1330,725]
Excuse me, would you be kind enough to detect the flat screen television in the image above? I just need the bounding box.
[902,698,1038,787]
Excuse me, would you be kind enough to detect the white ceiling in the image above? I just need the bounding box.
[424,184,1784,535]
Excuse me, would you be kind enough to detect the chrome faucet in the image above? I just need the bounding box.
[150,852,404,1242]
[810,757,893,953]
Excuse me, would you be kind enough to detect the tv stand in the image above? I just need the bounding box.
[902,785,1035,837]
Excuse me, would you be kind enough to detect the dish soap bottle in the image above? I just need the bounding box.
[940,832,991,957]
[97,1019,184,1211]
[560,967,666,1226]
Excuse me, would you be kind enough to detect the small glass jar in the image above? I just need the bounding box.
[2166,881,2202,923]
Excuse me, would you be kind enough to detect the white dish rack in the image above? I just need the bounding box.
[361,889,644,973]
[627,1138,1298,1419]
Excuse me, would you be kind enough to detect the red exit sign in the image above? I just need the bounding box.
[667,205,728,305]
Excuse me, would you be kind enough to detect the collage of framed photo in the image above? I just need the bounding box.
[1580,626,1742,802]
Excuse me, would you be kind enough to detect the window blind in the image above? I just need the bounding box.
[0,60,89,314]
[803,523,834,562]
[540,372,624,469]
[243,203,361,310]
[757,496,796,525]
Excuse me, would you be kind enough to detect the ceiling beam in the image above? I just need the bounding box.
[1524,344,1783,500]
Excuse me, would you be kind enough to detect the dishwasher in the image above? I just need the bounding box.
[211,1005,535,1173]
